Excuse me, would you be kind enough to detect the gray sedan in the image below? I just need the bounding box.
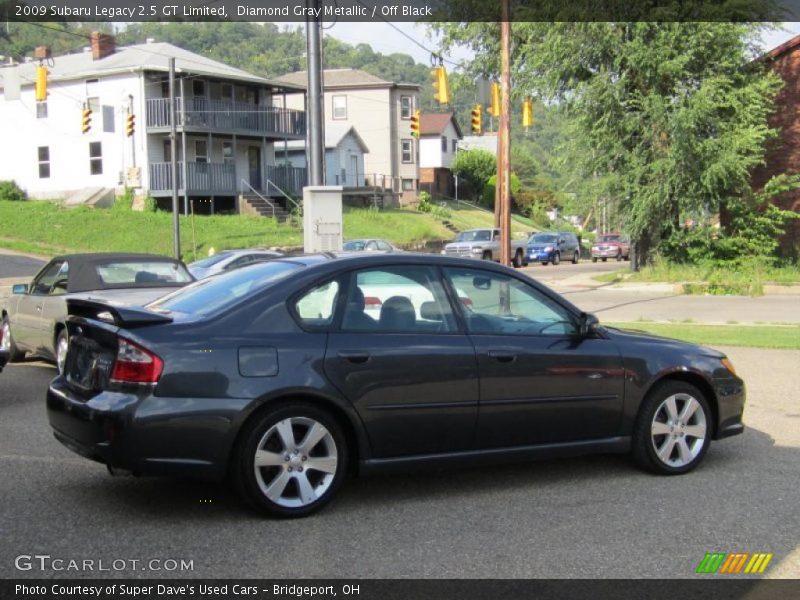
[187,249,283,279]
[1,253,193,373]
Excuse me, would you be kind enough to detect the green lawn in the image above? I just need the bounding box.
[0,201,453,262]
[440,200,535,238]
[605,322,800,350]
[595,262,800,287]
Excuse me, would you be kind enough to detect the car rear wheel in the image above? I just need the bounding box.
[591,257,598,263]
[632,381,711,475]
[55,329,68,374]
[602,257,607,262]
[512,249,524,268]
[1,317,25,362]
[552,252,560,266]
[572,251,579,264]
[233,403,347,518]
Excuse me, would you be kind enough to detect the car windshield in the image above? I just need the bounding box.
[95,261,193,286]
[529,234,558,244]
[148,260,303,316]
[455,230,492,242]
[599,235,620,243]
[343,241,366,251]
[189,252,234,269]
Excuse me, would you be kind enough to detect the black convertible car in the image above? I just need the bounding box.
[47,253,745,517]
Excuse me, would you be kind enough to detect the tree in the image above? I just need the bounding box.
[433,21,783,267]
[452,149,496,201]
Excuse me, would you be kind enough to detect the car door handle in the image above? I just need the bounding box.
[488,351,516,363]
[36,305,43,312]
[338,351,370,364]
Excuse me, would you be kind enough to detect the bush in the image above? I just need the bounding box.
[0,181,26,202]
[482,174,521,208]
[417,191,432,213]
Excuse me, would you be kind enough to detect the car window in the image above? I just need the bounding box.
[149,261,302,317]
[365,241,378,251]
[295,280,340,327]
[342,266,456,333]
[226,255,252,270]
[31,260,64,295]
[529,234,558,244]
[377,241,393,252]
[190,251,234,269]
[96,261,193,286]
[455,230,491,242]
[444,268,577,336]
[50,262,70,296]
[343,241,366,251]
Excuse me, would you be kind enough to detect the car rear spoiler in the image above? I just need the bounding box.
[66,298,173,327]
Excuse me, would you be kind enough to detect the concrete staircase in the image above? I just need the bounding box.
[239,193,291,222]
[441,220,460,234]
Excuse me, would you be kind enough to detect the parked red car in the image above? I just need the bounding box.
[591,233,630,262]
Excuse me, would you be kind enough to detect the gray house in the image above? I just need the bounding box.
[282,124,369,187]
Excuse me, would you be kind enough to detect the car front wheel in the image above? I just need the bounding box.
[1,317,25,362]
[633,381,711,475]
[572,251,579,264]
[233,403,347,518]
[552,252,560,266]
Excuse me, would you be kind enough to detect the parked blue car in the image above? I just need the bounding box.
[527,232,581,266]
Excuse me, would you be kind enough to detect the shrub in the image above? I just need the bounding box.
[0,180,27,202]
[417,191,432,213]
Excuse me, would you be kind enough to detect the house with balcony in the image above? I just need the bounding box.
[0,33,306,216]
[275,68,420,205]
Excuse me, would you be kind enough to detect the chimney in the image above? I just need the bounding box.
[90,32,115,61]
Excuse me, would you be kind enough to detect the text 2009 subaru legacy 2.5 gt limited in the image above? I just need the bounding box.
[47,254,745,517]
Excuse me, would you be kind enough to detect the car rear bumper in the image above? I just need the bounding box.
[712,376,746,440]
[47,376,247,481]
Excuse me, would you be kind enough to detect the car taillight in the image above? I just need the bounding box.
[110,337,163,384]
[460,297,474,307]
[364,296,382,308]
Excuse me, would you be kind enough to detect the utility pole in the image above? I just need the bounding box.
[306,0,324,186]
[169,58,180,260]
[498,1,512,266]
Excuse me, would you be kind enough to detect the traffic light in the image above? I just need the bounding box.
[125,111,136,137]
[489,82,501,117]
[471,104,482,135]
[81,105,92,134]
[431,65,450,105]
[410,110,420,137]
[522,97,534,129]
[35,65,48,102]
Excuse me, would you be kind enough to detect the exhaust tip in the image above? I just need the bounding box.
[107,465,134,477]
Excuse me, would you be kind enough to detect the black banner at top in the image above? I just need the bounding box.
[1,0,799,23]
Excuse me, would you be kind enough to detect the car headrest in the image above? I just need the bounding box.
[379,296,415,330]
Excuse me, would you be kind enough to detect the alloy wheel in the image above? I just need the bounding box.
[1,322,9,352]
[56,333,69,374]
[650,393,707,468]
[253,416,338,508]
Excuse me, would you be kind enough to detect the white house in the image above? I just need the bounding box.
[282,123,368,188]
[275,68,420,204]
[0,33,306,215]
[418,112,462,198]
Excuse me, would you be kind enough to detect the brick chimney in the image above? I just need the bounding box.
[90,32,115,61]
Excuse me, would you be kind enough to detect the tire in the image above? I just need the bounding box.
[552,252,560,266]
[512,249,524,268]
[602,258,607,262]
[233,402,348,518]
[591,257,598,263]
[1,316,25,362]
[541,262,548,266]
[55,329,68,375]
[616,250,623,262]
[572,251,579,264]
[632,381,711,475]
[482,251,492,261]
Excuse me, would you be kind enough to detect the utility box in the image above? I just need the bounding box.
[303,186,343,253]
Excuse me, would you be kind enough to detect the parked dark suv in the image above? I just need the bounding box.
[527,231,581,265]
[47,254,745,518]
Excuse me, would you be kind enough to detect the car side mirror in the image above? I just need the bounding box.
[12,283,28,295]
[579,312,600,337]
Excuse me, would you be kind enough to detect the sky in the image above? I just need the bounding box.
[316,21,800,68]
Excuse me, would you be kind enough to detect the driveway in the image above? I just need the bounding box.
[0,346,797,579]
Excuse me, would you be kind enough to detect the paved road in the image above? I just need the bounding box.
[0,251,45,280]
[0,347,797,579]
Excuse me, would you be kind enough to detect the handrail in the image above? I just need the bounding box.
[265,179,302,214]
[239,179,276,219]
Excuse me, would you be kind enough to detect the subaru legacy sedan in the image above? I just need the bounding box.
[47,254,745,518]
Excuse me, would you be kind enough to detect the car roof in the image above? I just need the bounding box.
[52,252,183,264]
[45,253,189,293]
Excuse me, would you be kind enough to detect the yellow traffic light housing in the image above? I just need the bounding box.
[431,65,450,105]
[81,106,92,134]
[125,111,136,137]
[35,65,48,102]
[471,104,482,135]
[410,109,420,138]
[489,82,501,117]
[522,97,534,129]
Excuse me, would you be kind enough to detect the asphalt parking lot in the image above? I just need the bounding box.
[0,346,797,579]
